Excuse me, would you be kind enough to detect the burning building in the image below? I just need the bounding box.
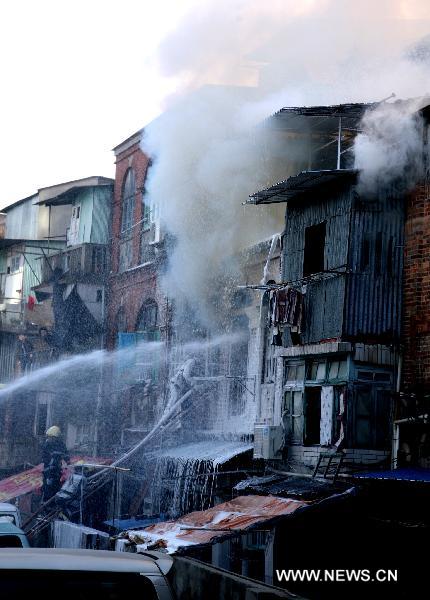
[248,100,430,475]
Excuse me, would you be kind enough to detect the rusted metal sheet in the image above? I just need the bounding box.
[0,456,111,502]
[122,495,308,553]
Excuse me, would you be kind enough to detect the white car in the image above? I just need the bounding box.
[0,503,22,528]
[0,548,174,599]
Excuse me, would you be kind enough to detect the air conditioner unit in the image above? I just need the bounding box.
[253,425,283,460]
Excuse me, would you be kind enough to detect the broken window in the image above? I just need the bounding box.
[10,255,21,273]
[283,390,304,444]
[304,386,321,445]
[284,362,305,383]
[308,360,326,381]
[303,221,326,277]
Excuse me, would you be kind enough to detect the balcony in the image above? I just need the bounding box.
[41,243,108,284]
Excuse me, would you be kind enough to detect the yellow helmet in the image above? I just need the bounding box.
[46,425,61,437]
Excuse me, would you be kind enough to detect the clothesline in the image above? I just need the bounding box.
[237,267,348,291]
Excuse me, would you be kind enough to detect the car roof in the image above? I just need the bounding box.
[0,523,25,535]
[0,548,172,576]
[0,503,18,511]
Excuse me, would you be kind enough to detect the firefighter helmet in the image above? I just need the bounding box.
[46,425,61,437]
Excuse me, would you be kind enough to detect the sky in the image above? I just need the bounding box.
[0,0,199,208]
[1,0,430,210]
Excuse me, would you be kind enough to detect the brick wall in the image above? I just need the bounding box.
[403,182,430,391]
[107,135,170,348]
[111,138,150,275]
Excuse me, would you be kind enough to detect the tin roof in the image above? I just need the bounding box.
[248,169,358,205]
[123,495,309,553]
[0,457,111,503]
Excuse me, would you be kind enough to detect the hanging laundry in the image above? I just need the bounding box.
[27,295,36,311]
[269,287,304,331]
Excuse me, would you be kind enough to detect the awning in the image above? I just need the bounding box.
[121,494,308,554]
[150,440,253,465]
[248,169,357,204]
[0,456,112,502]
[269,102,375,134]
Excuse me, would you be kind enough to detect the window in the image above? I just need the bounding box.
[121,169,136,236]
[119,169,136,272]
[308,360,326,381]
[303,222,326,277]
[353,385,391,449]
[141,189,152,232]
[140,165,159,264]
[10,255,21,273]
[357,370,391,383]
[283,390,304,444]
[284,362,305,383]
[91,246,107,274]
[306,358,348,382]
[304,387,321,445]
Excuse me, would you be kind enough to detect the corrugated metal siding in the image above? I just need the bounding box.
[73,188,93,245]
[345,192,404,340]
[5,196,39,239]
[282,186,352,343]
[90,186,111,244]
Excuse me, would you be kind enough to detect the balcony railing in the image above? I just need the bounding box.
[41,243,108,283]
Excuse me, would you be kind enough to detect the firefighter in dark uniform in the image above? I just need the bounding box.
[42,426,70,502]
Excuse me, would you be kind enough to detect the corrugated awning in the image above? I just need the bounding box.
[0,456,111,502]
[248,169,358,205]
[149,440,253,465]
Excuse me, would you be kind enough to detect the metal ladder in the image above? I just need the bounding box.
[312,451,344,481]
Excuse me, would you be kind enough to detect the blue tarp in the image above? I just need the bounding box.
[104,515,166,531]
[353,468,430,483]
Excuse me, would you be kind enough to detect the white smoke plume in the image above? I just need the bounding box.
[142,0,430,326]
[354,99,427,193]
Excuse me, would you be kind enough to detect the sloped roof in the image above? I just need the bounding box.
[0,457,111,503]
[123,495,309,553]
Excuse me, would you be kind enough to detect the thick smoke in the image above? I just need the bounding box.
[142,0,430,326]
[354,99,427,193]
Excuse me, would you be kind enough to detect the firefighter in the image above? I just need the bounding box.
[42,426,70,502]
